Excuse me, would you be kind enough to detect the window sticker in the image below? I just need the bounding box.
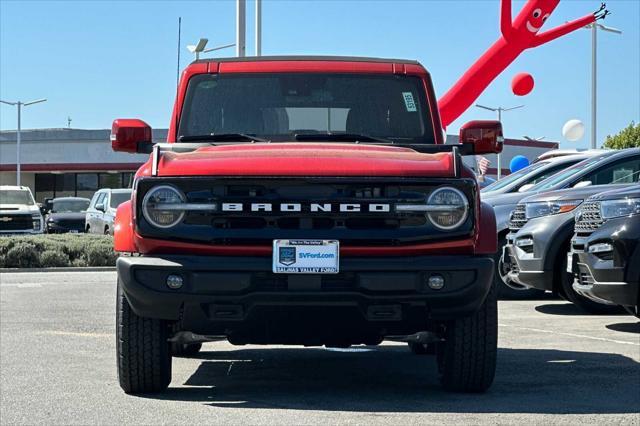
[402,92,417,112]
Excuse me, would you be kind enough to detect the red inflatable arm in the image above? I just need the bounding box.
[438,0,602,128]
[533,14,596,47]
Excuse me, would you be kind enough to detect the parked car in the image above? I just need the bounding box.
[503,184,633,313]
[86,188,132,235]
[0,185,44,235]
[482,152,602,196]
[570,186,640,318]
[44,197,90,234]
[483,151,612,298]
[485,148,640,294]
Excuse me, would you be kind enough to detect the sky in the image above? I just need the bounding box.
[1,0,638,150]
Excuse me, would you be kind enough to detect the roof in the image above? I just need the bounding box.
[52,197,91,201]
[192,55,421,66]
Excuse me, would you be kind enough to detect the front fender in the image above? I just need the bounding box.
[475,201,497,255]
[114,200,136,253]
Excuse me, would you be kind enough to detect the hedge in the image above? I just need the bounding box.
[0,234,117,268]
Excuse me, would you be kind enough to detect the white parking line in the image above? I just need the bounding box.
[499,323,639,346]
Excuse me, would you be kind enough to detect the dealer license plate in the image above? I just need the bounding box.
[273,239,339,274]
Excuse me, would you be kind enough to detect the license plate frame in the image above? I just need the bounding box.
[272,239,339,274]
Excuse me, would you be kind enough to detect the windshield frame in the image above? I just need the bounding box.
[177,72,437,145]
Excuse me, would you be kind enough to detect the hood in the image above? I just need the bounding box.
[47,212,86,221]
[482,191,527,207]
[155,143,456,177]
[520,184,633,204]
[587,185,640,201]
[0,204,40,215]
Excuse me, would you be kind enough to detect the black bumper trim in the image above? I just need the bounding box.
[117,254,494,332]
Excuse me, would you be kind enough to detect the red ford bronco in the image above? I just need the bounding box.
[111,56,502,394]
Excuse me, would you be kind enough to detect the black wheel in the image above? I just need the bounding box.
[116,280,172,394]
[408,341,436,355]
[436,278,497,393]
[171,342,202,357]
[558,255,622,314]
[495,236,545,300]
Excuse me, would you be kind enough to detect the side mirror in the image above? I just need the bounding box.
[518,183,535,193]
[95,203,106,212]
[573,181,592,189]
[111,119,154,154]
[460,120,504,155]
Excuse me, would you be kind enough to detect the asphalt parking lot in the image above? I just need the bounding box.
[1,271,638,425]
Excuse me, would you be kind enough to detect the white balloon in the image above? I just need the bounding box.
[562,119,585,142]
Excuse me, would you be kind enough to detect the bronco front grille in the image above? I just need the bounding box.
[508,204,527,232]
[136,177,476,246]
[575,201,604,235]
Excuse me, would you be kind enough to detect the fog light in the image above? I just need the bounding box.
[427,274,445,290]
[166,274,184,289]
[588,243,613,254]
[516,238,534,247]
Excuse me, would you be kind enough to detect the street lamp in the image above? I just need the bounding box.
[0,98,47,186]
[475,104,524,179]
[583,22,622,149]
[186,38,235,60]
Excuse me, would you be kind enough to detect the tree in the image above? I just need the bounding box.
[603,122,640,149]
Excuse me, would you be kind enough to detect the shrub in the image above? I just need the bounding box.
[40,250,71,267]
[4,242,40,268]
[0,234,117,268]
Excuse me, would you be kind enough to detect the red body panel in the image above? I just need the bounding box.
[156,144,455,177]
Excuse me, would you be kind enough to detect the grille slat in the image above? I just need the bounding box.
[508,204,528,232]
[575,201,604,235]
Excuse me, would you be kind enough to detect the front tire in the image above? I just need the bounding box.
[116,280,172,394]
[437,279,497,393]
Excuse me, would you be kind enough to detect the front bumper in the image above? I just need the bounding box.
[570,216,640,307]
[46,222,85,233]
[117,254,494,341]
[502,213,575,292]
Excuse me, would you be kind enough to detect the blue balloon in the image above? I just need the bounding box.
[509,155,530,173]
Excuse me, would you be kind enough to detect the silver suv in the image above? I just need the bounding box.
[85,188,132,235]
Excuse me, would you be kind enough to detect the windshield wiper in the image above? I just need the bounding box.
[294,133,392,144]
[178,133,268,143]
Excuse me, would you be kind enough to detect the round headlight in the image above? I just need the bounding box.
[142,185,186,228]
[427,187,469,230]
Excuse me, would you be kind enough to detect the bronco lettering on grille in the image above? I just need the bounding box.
[220,203,391,213]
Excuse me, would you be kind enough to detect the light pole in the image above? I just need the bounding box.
[255,0,262,56]
[0,98,47,186]
[475,104,524,179]
[187,38,236,60]
[236,0,246,57]
[583,23,622,149]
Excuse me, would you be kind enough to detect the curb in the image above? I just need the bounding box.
[0,266,117,273]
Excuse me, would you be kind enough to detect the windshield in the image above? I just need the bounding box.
[482,162,546,192]
[0,189,35,206]
[178,73,435,144]
[52,199,90,213]
[110,191,131,208]
[531,155,608,191]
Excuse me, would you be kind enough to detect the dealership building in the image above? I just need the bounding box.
[0,128,558,202]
